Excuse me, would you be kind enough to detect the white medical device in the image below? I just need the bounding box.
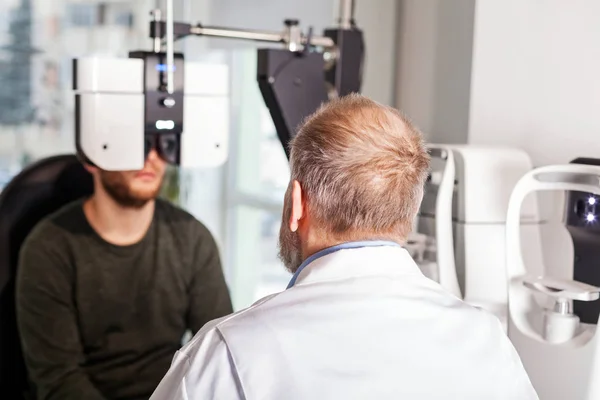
[73,0,364,171]
[74,57,229,170]
[73,0,229,171]
[411,144,537,327]
[506,164,600,400]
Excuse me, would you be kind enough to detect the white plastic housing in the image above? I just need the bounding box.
[542,310,580,344]
[181,63,229,168]
[76,92,145,171]
[415,145,460,296]
[506,164,600,400]
[74,56,229,171]
[452,146,539,223]
[415,144,536,328]
[452,145,537,327]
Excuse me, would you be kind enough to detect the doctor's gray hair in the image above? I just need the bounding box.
[289,94,430,243]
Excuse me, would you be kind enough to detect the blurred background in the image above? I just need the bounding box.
[0,0,397,310]
[1,0,599,310]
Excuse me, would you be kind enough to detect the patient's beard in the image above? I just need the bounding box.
[99,171,161,209]
[278,194,304,274]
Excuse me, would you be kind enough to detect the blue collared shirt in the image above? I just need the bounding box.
[286,240,401,289]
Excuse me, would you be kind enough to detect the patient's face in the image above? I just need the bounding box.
[98,150,167,208]
[278,185,303,273]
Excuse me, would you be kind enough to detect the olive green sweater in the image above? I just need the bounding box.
[16,199,233,400]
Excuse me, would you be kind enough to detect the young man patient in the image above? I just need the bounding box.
[16,147,233,400]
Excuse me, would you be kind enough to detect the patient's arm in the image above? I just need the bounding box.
[187,229,233,333]
[16,238,106,400]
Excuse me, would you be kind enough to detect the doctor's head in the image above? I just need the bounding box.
[278,94,430,273]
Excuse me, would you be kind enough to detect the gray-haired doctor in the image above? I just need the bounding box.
[150,94,538,400]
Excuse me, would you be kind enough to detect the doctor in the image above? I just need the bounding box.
[150,94,538,400]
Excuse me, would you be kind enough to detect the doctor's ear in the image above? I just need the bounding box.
[289,180,305,232]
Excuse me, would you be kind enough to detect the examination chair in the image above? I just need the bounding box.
[0,155,93,399]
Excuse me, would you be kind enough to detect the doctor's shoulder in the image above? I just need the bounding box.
[178,292,281,358]
[151,296,283,400]
[412,275,511,336]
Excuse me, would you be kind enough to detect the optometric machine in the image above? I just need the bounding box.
[73,0,364,171]
[408,145,540,328]
[506,160,600,400]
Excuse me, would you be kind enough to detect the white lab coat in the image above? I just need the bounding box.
[151,244,538,400]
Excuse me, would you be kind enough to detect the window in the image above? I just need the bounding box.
[223,50,292,310]
[67,4,98,27]
[173,49,291,311]
[0,0,152,192]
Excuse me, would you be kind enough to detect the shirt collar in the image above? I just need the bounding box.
[287,240,403,289]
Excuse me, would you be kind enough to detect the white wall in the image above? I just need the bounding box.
[469,0,600,166]
[396,1,600,159]
[394,0,438,135]
[395,0,600,180]
[395,0,475,143]
[354,0,398,105]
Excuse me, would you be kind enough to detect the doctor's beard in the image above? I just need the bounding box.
[278,188,304,273]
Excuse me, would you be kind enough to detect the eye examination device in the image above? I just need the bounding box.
[565,158,600,326]
[408,145,538,328]
[505,162,600,400]
[73,0,364,171]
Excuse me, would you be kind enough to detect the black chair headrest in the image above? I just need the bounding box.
[0,154,93,398]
